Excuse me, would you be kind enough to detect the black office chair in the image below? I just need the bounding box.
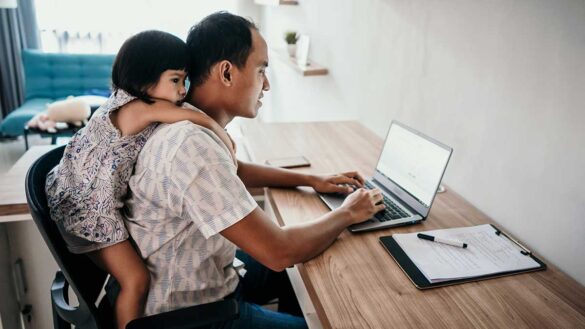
[25,146,239,329]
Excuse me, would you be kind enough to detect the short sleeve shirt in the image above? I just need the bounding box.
[123,109,257,315]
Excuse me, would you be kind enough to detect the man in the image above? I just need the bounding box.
[124,12,384,328]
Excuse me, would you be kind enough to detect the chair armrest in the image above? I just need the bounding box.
[126,299,239,329]
[51,271,94,327]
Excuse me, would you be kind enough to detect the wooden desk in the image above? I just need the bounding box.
[0,145,59,221]
[242,121,585,328]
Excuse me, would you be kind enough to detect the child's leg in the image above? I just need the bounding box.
[88,241,150,329]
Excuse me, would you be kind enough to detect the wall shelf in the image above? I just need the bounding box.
[254,0,298,6]
[273,50,328,77]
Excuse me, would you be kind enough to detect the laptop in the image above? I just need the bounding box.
[318,121,453,233]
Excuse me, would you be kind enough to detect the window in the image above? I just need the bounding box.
[34,0,246,53]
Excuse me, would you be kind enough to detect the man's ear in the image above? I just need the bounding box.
[217,60,233,87]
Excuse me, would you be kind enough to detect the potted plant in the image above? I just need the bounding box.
[284,31,298,57]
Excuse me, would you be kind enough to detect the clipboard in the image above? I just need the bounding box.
[379,224,547,289]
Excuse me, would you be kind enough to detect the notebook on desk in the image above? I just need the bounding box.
[379,224,547,289]
[318,121,453,232]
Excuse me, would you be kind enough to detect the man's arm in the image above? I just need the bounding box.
[176,136,383,272]
[221,188,384,272]
[237,160,365,194]
[114,100,237,164]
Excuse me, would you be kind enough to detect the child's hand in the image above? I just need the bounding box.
[137,100,238,166]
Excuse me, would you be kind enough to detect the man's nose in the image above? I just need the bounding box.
[263,76,271,92]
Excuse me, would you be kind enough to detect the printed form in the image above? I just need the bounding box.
[393,224,540,283]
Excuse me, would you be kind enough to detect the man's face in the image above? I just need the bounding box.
[229,29,270,118]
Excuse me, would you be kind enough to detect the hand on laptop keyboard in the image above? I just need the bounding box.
[339,188,386,224]
[362,181,410,221]
[311,172,365,195]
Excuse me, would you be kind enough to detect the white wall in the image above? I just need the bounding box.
[259,0,585,285]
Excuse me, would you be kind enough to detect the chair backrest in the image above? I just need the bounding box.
[25,146,110,328]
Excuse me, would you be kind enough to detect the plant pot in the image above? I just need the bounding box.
[287,44,296,58]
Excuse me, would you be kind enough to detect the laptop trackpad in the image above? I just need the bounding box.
[319,193,346,210]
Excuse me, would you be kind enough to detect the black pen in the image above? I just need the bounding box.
[417,233,468,248]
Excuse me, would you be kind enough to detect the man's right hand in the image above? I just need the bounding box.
[222,188,386,272]
[339,188,385,224]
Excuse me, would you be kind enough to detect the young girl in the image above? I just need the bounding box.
[45,30,236,329]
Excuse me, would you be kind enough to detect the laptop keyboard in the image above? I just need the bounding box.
[364,181,409,221]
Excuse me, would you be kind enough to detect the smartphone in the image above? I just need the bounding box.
[265,156,311,169]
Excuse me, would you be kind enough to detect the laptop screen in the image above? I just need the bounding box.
[376,123,451,207]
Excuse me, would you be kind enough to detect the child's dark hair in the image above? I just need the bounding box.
[112,30,188,104]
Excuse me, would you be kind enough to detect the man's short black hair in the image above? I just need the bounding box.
[186,12,258,86]
[112,30,188,104]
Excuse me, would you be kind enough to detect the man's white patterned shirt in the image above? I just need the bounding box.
[124,115,257,315]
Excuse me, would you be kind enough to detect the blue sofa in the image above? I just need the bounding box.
[0,50,115,137]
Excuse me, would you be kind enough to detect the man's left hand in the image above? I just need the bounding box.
[310,171,365,194]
